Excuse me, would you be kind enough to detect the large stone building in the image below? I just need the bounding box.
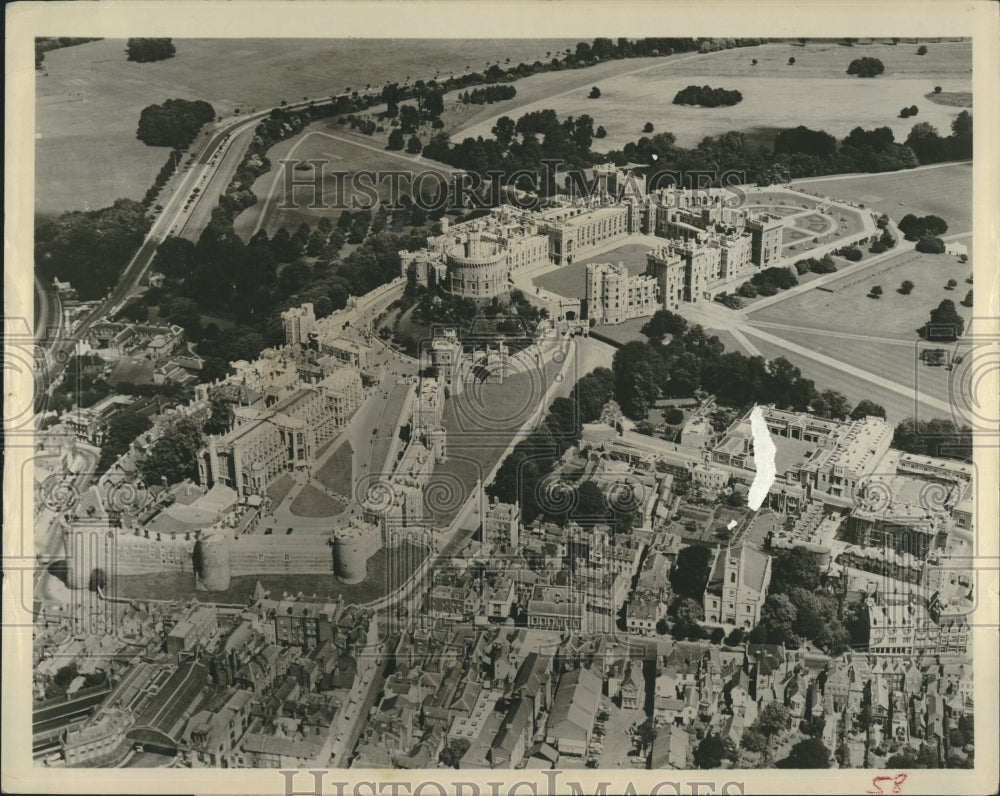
[197,369,362,496]
[703,542,772,629]
[400,210,549,300]
[584,261,659,325]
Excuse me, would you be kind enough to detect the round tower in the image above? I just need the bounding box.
[64,524,113,591]
[333,523,377,584]
[194,532,232,592]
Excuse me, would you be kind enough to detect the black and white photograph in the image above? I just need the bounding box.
[4,2,998,794]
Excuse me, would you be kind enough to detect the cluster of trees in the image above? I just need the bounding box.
[424,108,603,179]
[793,255,838,275]
[892,416,972,461]
[615,312,870,422]
[899,104,919,118]
[35,198,150,300]
[136,98,216,148]
[905,112,972,162]
[672,85,743,107]
[126,38,176,62]
[899,213,948,240]
[487,367,618,525]
[869,224,896,254]
[387,129,423,153]
[750,547,858,655]
[847,57,885,77]
[344,116,378,136]
[915,236,946,254]
[139,417,204,486]
[832,244,863,262]
[43,662,107,700]
[458,84,517,105]
[34,37,101,69]
[736,266,799,298]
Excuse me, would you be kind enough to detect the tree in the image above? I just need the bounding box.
[88,568,107,593]
[869,285,883,299]
[777,737,831,768]
[204,394,235,435]
[899,279,914,295]
[655,617,669,635]
[741,727,769,754]
[140,417,204,486]
[635,718,657,752]
[595,125,607,138]
[851,399,886,420]
[710,627,726,644]
[126,38,176,62]
[927,298,965,338]
[757,702,791,738]
[961,289,972,307]
[788,56,796,65]
[643,122,654,133]
[440,737,470,768]
[694,733,736,769]
[916,236,946,254]
[934,85,942,93]
[671,545,713,599]
[946,278,958,290]
[664,408,685,425]
[724,627,746,646]
[847,57,885,78]
[406,135,423,154]
[589,86,602,99]
[760,593,798,641]
[917,45,928,55]
[612,341,665,419]
[387,129,405,150]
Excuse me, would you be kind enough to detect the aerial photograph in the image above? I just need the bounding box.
[25,31,981,781]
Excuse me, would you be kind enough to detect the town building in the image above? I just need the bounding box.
[703,542,772,629]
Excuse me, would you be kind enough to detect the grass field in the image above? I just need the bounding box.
[745,335,947,426]
[456,41,971,151]
[748,248,971,337]
[36,38,572,216]
[232,121,459,241]
[315,440,354,496]
[431,357,562,526]
[266,474,295,505]
[794,161,972,234]
[289,483,347,517]
[532,243,653,298]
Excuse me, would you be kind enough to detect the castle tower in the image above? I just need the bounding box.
[194,532,232,592]
[333,521,379,584]
[65,521,114,591]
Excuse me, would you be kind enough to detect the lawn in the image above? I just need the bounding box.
[456,41,970,151]
[289,483,347,518]
[108,540,427,605]
[232,122,460,241]
[591,317,652,347]
[747,248,971,338]
[430,357,563,526]
[265,474,295,506]
[744,335,946,426]
[532,243,654,298]
[369,383,413,476]
[315,440,354,497]
[794,161,972,234]
[36,37,571,216]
